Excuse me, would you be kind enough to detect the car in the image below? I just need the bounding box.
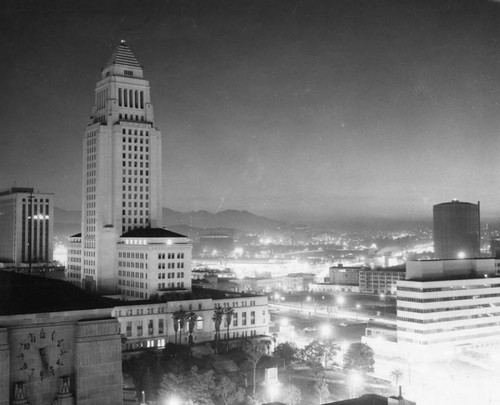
[303,327,318,332]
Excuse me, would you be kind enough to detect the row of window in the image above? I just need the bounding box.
[123,161,149,168]
[158,263,184,270]
[216,300,258,308]
[398,329,500,345]
[397,303,495,314]
[120,113,145,122]
[158,272,185,279]
[122,130,150,138]
[397,311,500,324]
[122,152,150,161]
[119,252,148,259]
[398,293,500,303]
[158,282,185,289]
[397,284,500,293]
[118,88,144,109]
[158,253,184,260]
[118,270,148,278]
[119,288,148,299]
[96,88,109,109]
[119,279,147,289]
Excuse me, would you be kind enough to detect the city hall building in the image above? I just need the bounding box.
[396,258,500,356]
[67,41,192,299]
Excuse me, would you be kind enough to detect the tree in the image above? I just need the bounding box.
[343,342,375,373]
[273,342,298,368]
[212,306,224,353]
[161,343,190,373]
[390,368,404,386]
[223,307,235,352]
[297,339,338,378]
[122,350,160,398]
[172,309,187,345]
[244,339,266,394]
[313,379,330,404]
[186,311,198,345]
[178,310,187,344]
[214,375,245,405]
[280,383,302,405]
[159,366,216,405]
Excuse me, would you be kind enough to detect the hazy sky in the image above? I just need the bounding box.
[2,0,500,223]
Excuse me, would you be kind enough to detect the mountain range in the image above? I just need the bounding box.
[53,207,290,242]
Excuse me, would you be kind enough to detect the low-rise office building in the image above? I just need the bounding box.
[397,258,500,356]
[111,288,269,351]
[360,267,405,294]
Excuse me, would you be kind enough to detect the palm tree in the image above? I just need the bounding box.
[186,311,198,345]
[212,306,224,353]
[172,309,186,345]
[390,368,403,386]
[244,339,265,394]
[223,307,235,352]
[178,310,187,344]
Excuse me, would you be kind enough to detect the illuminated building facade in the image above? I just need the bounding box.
[397,258,500,355]
[0,187,53,266]
[359,267,405,294]
[67,233,82,287]
[72,41,183,295]
[116,228,191,300]
[329,265,361,286]
[112,292,269,351]
[433,200,480,259]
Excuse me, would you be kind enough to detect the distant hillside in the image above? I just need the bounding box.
[162,208,288,233]
[53,207,289,242]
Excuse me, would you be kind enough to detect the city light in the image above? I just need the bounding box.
[349,371,363,399]
[267,382,281,402]
[457,251,466,259]
[165,396,182,405]
[320,323,332,338]
[336,296,345,305]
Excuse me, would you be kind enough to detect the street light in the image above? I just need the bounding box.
[349,371,363,399]
[267,382,281,402]
[320,324,332,339]
[165,395,182,405]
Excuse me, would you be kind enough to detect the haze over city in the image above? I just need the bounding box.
[3,0,500,225]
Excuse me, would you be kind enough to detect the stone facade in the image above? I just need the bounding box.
[0,310,122,405]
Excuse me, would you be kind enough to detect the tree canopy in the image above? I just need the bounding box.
[159,366,216,405]
[273,341,298,367]
[297,339,338,376]
[343,342,375,373]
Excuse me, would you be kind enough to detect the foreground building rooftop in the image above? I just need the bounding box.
[0,271,113,316]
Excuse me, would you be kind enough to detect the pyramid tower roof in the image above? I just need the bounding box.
[104,40,141,69]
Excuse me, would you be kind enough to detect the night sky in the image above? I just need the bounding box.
[2,0,500,224]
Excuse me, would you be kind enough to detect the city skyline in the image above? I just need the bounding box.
[3,0,500,224]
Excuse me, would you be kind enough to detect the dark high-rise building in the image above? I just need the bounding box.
[0,187,54,266]
[433,200,480,259]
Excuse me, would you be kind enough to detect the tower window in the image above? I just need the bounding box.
[124,70,133,76]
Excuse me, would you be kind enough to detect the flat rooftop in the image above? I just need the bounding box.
[0,271,113,316]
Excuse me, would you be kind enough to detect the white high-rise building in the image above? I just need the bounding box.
[397,258,500,356]
[69,41,187,295]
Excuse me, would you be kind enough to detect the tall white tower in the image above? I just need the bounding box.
[81,41,162,293]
